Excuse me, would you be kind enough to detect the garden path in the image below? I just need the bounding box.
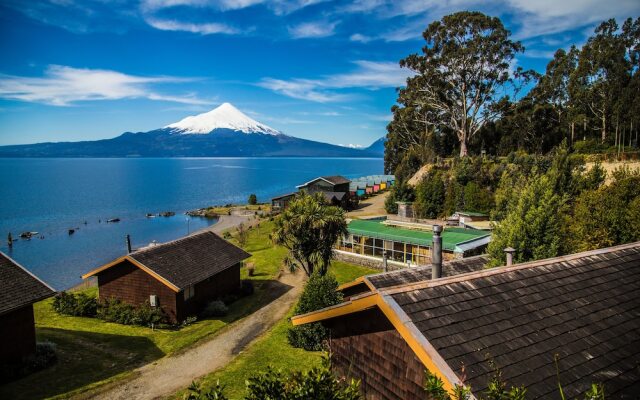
[88,270,305,400]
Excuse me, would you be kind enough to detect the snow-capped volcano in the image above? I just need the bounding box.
[165,102,281,135]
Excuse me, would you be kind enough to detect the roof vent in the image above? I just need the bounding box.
[504,247,516,267]
[431,225,443,279]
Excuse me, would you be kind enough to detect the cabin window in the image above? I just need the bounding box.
[184,284,195,301]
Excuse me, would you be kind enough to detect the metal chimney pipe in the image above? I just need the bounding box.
[431,225,443,279]
[126,234,132,254]
[383,250,388,272]
[504,247,516,267]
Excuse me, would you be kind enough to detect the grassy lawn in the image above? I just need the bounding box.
[0,219,288,400]
[177,262,377,400]
[0,218,377,400]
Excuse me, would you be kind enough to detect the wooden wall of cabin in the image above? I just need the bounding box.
[176,263,241,320]
[0,304,36,365]
[96,260,178,323]
[306,182,329,194]
[324,308,426,400]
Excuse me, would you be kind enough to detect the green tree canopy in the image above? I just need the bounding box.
[272,193,347,277]
[488,173,567,266]
[398,11,531,158]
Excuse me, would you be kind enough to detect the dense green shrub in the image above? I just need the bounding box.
[287,273,343,351]
[384,180,415,214]
[569,168,640,252]
[184,381,228,400]
[487,174,567,266]
[248,194,257,205]
[52,291,98,317]
[414,170,446,218]
[245,355,360,400]
[202,300,228,317]
[97,298,165,327]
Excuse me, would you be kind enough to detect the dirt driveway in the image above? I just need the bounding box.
[86,271,305,400]
[346,191,389,218]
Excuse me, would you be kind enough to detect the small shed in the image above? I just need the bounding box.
[82,231,251,323]
[0,252,55,365]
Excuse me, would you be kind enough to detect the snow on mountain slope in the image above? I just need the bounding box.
[165,102,281,135]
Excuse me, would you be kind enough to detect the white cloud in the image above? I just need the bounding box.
[288,21,338,38]
[258,78,350,102]
[350,33,373,43]
[522,49,558,59]
[324,60,412,88]
[145,17,239,34]
[339,143,364,148]
[258,60,412,102]
[140,0,327,14]
[141,0,264,12]
[338,0,640,43]
[0,65,210,106]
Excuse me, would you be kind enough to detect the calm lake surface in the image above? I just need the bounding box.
[0,157,383,289]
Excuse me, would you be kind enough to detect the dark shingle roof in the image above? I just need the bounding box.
[322,176,351,185]
[389,244,640,399]
[271,192,297,201]
[128,231,251,290]
[0,252,55,316]
[367,255,489,290]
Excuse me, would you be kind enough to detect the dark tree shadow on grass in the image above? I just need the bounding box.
[218,279,294,325]
[0,328,164,400]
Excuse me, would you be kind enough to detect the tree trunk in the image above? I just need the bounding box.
[571,122,575,144]
[459,130,468,157]
[601,115,606,143]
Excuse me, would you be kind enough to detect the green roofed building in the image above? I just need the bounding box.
[336,219,491,266]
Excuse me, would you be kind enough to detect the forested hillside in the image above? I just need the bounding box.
[383,12,640,266]
[385,12,639,179]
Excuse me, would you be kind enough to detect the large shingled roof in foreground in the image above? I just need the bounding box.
[0,252,55,315]
[388,244,640,398]
[295,242,640,399]
[367,255,489,290]
[339,255,489,299]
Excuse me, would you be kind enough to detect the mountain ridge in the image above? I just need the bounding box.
[0,103,382,158]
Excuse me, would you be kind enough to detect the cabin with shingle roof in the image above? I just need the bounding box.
[82,231,250,323]
[0,252,55,365]
[296,175,354,209]
[293,242,640,399]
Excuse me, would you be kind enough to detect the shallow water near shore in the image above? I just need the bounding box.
[0,157,383,289]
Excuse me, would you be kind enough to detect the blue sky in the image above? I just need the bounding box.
[0,0,638,147]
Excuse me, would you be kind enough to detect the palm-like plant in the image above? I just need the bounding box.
[272,192,347,277]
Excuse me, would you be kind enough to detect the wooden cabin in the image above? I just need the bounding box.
[0,252,55,366]
[82,231,250,323]
[296,175,353,209]
[293,242,640,399]
[271,192,296,212]
[297,175,351,194]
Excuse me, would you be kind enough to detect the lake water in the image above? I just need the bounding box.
[0,157,383,289]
